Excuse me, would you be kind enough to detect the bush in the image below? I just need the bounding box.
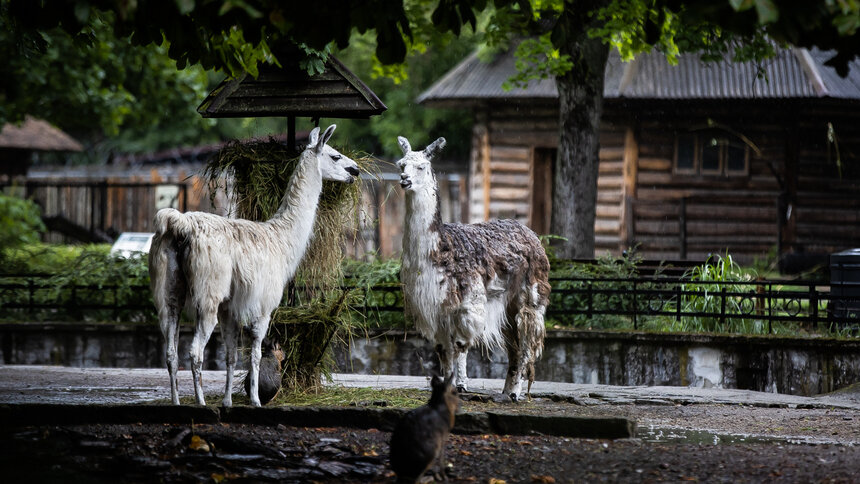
[0,194,45,266]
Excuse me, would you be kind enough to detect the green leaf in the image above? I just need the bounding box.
[754,0,779,24]
[729,0,755,12]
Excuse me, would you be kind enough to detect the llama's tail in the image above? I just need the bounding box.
[152,208,194,240]
[149,209,189,328]
[521,234,551,363]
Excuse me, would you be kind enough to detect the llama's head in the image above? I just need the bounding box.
[396,136,446,192]
[307,124,360,183]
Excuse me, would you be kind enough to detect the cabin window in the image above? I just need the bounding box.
[674,132,749,176]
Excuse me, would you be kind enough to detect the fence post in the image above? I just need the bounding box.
[28,279,35,315]
[720,286,727,328]
[767,282,773,334]
[809,283,818,328]
[675,283,682,322]
[113,285,119,321]
[632,279,638,330]
[586,281,593,321]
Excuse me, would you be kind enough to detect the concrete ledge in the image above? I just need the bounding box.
[0,404,220,427]
[0,403,636,440]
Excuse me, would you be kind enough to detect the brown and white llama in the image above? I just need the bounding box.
[148,125,358,407]
[397,136,550,401]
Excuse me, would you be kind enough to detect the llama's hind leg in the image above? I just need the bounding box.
[219,308,239,407]
[247,315,271,407]
[190,309,219,405]
[501,316,524,401]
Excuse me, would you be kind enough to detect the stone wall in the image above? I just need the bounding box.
[2,323,859,396]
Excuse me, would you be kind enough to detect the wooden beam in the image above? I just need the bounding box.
[620,125,639,249]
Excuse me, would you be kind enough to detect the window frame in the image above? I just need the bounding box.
[673,130,750,177]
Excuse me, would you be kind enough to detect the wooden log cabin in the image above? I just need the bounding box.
[418,47,860,268]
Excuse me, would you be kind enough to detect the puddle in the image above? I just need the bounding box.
[640,425,851,446]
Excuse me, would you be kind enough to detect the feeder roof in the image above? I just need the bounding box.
[198,55,386,119]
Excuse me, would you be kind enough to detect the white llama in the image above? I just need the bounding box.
[148,125,358,407]
[397,136,550,401]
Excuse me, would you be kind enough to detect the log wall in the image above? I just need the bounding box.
[470,101,860,263]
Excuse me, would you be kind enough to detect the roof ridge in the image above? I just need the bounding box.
[792,48,828,97]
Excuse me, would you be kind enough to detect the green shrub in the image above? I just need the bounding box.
[0,194,45,266]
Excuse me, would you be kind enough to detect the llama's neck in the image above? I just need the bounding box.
[403,178,442,260]
[267,152,323,254]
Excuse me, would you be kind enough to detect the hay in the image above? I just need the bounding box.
[205,137,370,292]
[205,137,371,390]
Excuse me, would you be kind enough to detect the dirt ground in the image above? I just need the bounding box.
[3,396,860,483]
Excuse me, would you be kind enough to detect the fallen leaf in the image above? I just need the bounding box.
[488,478,507,484]
[460,450,473,456]
[189,435,210,452]
[363,449,379,457]
[531,476,555,483]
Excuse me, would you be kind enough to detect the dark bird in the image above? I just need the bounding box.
[389,373,460,483]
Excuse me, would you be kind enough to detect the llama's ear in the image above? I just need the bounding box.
[397,136,411,155]
[423,137,446,160]
[316,124,336,153]
[308,127,321,149]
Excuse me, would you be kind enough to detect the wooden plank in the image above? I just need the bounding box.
[490,173,530,187]
[635,220,680,235]
[599,147,625,161]
[490,146,531,161]
[595,219,620,234]
[235,81,356,97]
[490,161,531,173]
[638,157,672,171]
[687,221,776,236]
[599,160,623,175]
[490,187,530,201]
[488,131,557,148]
[597,175,623,189]
[596,205,621,218]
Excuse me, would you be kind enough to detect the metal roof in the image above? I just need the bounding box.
[0,116,83,151]
[198,55,386,119]
[418,47,860,105]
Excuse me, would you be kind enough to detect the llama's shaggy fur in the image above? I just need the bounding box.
[397,136,550,400]
[148,125,358,407]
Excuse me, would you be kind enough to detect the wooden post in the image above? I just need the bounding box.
[481,125,491,221]
[782,123,799,256]
[287,116,296,153]
[620,125,639,250]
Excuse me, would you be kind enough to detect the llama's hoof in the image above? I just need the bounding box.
[456,385,468,394]
[509,393,519,402]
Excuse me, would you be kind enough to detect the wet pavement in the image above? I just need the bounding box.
[1,364,859,410]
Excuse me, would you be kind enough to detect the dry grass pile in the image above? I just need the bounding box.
[205,137,373,390]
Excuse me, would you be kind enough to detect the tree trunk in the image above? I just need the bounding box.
[551,3,611,259]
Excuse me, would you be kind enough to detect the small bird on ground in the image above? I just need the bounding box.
[389,373,460,483]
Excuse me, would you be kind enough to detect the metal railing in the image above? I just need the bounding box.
[1,274,857,334]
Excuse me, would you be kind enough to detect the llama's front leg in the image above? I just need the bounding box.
[219,310,239,407]
[247,316,271,407]
[190,312,218,405]
[454,346,469,393]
